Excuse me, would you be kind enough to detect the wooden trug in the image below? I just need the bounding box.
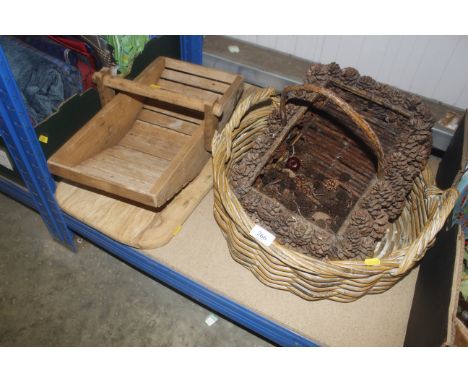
[48,56,243,208]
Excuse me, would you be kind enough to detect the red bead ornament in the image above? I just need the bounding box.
[286,156,301,171]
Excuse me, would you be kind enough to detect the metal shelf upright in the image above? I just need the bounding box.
[0,35,317,347]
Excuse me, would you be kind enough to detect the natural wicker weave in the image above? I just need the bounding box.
[212,88,459,302]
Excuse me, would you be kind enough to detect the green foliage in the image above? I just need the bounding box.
[105,36,150,77]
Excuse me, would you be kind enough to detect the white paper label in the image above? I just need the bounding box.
[250,224,276,246]
[0,148,13,171]
[205,313,219,326]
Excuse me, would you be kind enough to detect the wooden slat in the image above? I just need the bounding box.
[119,120,189,161]
[137,109,198,135]
[143,103,202,125]
[75,158,153,193]
[77,146,170,191]
[104,146,170,178]
[160,68,229,94]
[50,163,155,206]
[164,56,237,84]
[157,78,219,105]
[101,75,209,113]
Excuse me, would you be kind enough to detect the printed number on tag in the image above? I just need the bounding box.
[250,224,275,246]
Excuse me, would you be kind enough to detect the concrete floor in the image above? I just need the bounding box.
[0,192,271,346]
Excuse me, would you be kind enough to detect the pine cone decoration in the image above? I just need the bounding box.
[252,134,272,150]
[240,191,262,213]
[411,129,432,143]
[350,209,373,236]
[345,226,362,247]
[340,67,360,85]
[307,230,334,258]
[371,212,389,240]
[234,181,252,198]
[287,220,314,246]
[405,94,423,111]
[306,64,329,83]
[256,197,281,223]
[360,237,376,258]
[327,62,341,76]
[231,161,255,183]
[357,75,377,90]
[231,149,263,187]
[415,103,434,124]
[361,196,385,219]
[372,104,390,122]
[338,227,368,259]
[337,235,353,260]
[379,85,405,107]
[381,154,413,220]
[323,178,339,191]
[384,165,402,189]
[229,62,434,264]
[370,180,396,211]
[396,138,428,171]
[387,195,406,222]
[271,216,297,238]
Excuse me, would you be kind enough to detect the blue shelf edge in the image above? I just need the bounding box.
[0,175,318,347]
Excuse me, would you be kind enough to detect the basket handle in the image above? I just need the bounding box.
[280,84,385,177]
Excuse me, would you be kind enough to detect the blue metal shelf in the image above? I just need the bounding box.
[0,36,317,347]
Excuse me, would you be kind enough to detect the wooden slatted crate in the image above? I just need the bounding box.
[48,56,243,208]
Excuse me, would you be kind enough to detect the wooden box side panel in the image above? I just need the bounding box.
[48,93,144,168]
[151,127,210,207]
[48,163,155,206]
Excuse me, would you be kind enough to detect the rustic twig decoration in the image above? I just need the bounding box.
[230,63,433,260]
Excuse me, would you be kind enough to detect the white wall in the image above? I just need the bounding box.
[230,36,468,109]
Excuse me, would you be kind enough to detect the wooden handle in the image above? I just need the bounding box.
[280,84,385,177]
[93,71,211,114]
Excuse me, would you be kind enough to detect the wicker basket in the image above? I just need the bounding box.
[212,88,459,302]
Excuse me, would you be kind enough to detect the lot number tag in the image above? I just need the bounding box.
[250,224,275,246]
